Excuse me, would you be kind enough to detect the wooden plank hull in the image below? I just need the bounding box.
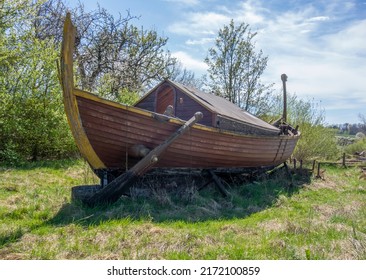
[74,89,299,170]
[60,13,300,174]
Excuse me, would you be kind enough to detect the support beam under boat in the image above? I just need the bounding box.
[80,112,203,207]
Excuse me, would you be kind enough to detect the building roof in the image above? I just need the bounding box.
[166,80,279,132]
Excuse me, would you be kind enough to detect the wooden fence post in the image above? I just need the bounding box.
[316,162,321,178]
[342,153,346,168]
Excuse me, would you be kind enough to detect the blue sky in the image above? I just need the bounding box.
[67,0,366,124]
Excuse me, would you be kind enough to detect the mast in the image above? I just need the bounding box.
[281,73,288,123]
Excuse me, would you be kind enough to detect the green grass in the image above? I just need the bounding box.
[0,160,365,259]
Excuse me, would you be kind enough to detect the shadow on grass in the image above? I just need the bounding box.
[0,228,24,249]
[49,167,312,227]
[0,222,44,255]
[0,158,81,171]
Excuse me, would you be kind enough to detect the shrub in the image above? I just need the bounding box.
[344,138,366,155]
[267,93,339,162]
[293,123,338,161]
[356,132,365,139]
[0,141,24,166]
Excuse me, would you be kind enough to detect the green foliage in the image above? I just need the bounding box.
[205,19,273,115]
[355,132,365,139]
[95,73,140,104]
[293,123,338,161]
[288,97,339,161]
[0,141,23,166]
[264,93,325,126]
[264,93,338,161]
[117,89,140,105]
[336,136,356,147]
[1,0,203,163]
[0,0,76,164]
[344,138,366,155]
[0,0,31,69]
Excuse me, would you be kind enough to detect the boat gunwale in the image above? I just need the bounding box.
[74,88,301,141]
[61,12,300,173]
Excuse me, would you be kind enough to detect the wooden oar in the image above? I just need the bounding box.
[85,112,203,207]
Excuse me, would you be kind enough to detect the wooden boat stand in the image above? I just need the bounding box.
[83,112,203,207]
[197,170,229,197]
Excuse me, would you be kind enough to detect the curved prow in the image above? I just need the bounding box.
[60,13,105,169]
[61,13,75,94]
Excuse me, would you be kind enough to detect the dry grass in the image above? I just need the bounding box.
[0,160,365,259]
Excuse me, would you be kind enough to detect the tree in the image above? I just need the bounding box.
[34,0,184,99]
[1,0,203,164]
[0,0,31,71]
[359,114,366,130]
[204,19,272,115]
[0,0,76,164]
[265,93,325,126]
[264,91,338,161]
[165,60,203,89]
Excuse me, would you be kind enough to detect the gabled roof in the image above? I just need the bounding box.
[167,80,279,132]
[138,79,279,132]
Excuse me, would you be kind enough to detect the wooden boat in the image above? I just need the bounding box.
[60,14,300,204]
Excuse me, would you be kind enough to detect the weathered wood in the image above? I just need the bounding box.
[198,179,214,191]
[60,13,105,169]
[281,74,288,123]
[129,144,150,158]
[312,160,316,173]
[282,162,293,187]
[85,112,203,206]
[61,14,300,177]
[315,162,325,179]
[76,93,298,169]
[71,185,101,202]
[208,170,229,197]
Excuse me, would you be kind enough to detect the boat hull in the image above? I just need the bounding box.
[60,13,300,175]
[74,89,298,171]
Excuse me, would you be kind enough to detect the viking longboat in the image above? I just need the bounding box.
[60,13,300,195]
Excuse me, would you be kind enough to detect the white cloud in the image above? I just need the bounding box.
[234,0,266,24]
[168,12,230,36]
[186,37,215,46]
[306,16,330,22]
[162,0,200,6]
[166,0,366,123]
[322,19,366,56]
[172,51,208,72]
[167,0,266,37]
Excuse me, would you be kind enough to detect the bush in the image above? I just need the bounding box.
[269,93,339,162]
[336,136,356,146]
[293,123,338,161]
[0,10,78,163]
[356,132,365,139]
[344,138,366,155]
[0,141,24,166]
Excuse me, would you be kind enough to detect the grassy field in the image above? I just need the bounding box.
[0,159,365,259]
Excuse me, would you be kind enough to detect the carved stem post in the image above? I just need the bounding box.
[281,74,288,123]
